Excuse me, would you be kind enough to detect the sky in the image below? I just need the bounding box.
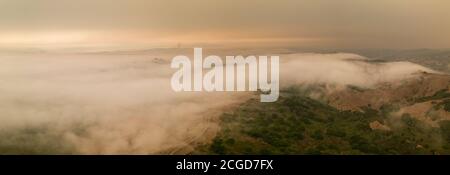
[0,0,450,49]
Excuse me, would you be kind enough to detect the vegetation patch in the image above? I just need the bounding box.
[195,87,450,155]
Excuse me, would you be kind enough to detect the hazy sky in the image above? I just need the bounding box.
[1,0,450,49]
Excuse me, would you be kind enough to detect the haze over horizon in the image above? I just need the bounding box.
[1,0,450,50]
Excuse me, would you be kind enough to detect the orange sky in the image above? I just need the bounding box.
[1,0,450,49]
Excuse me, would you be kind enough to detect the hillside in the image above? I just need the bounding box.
[195,73,450,155]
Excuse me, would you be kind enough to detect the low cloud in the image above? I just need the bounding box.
[0,51,434,154]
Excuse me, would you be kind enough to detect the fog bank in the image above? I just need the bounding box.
[0,51,434,154]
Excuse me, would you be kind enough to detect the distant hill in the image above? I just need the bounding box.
[351,49,450,73]
[277,48,450,73]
